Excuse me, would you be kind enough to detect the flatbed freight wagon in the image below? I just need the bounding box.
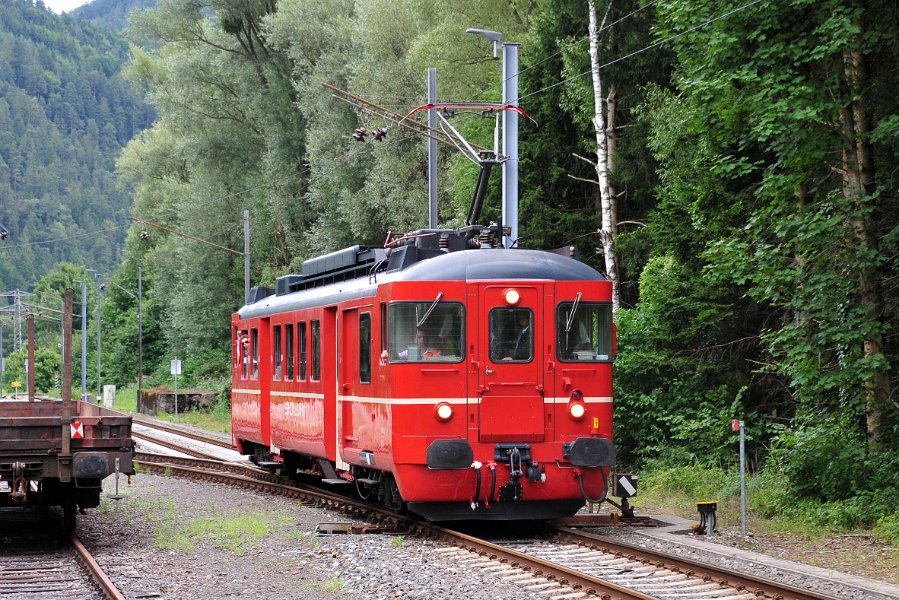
[0,399,135,529]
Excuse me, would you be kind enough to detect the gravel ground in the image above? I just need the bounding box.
[79,474,546,600]
[592,524,899,600]
[79,472,899,600]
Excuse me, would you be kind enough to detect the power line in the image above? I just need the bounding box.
[470,1,659,103]
[0,225,125,251]
[518,0,767,104]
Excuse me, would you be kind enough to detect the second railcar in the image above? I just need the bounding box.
[231,229,616,520]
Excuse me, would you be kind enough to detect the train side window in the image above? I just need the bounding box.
[380,303,387,355]
[273,324,283,380]
[251,328,259,380]
[489,308,533,362]
[556,301,613,362]
[298,322,307,380]
[388,301,464,362]
[360,313,371,384]
[285,323,294,380]
[239,329,249,379]
[311,320,321,380]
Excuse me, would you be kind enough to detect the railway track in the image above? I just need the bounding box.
[0,507,125,600]
[131,414,234,449]
[133,436,844,600]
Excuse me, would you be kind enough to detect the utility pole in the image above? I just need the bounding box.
[138,267,143,398]
[94,272,102,400]
[244,210,251,305]
[502,41,520,248]
[427,68,439,229]
[80,280,87,401]
[466,29,520,248]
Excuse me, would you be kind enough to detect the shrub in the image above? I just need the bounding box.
[873,513,899,545]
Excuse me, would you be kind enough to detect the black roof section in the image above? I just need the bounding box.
[239,229,604,316]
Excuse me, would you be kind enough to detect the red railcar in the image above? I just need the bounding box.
[231,229,616,520]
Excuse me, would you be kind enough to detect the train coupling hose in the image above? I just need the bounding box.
[470,461,483,510]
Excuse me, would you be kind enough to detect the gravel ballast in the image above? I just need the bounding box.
[79,472,899,600]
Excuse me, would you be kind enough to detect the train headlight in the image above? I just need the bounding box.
[568,390,586,421]
[435,402,454,422]
[503,288,520,305]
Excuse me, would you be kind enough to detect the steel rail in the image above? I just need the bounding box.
[553,526,843,600]
[133,452,843,600]
[71,533,127,600]
[133,454,651,599]
[419,523,657,600]
[134,451,279,482]
[132,430,224,461]
[131,415,234,449]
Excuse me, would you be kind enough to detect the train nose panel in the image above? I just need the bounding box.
[478,395,544,442]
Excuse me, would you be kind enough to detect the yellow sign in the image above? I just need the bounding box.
[10,380,21,388]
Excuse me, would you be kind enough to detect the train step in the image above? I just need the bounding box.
[255,461,282,469]
[321,478,351,485]
[356,478,382,485]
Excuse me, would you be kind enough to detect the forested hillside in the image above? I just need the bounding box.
[73,0,156,32]
[0,0,154,290]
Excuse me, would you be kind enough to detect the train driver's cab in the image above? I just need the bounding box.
[556,299,613,362]
[389,301,464,362]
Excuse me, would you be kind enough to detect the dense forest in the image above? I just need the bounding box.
[1,0,897,536]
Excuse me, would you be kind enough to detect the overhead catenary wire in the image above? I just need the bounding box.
[518,0,767,104]
[0,225,125,251]
[468,0,659,103]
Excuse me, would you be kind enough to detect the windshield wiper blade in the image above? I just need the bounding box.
[416,292,444,327]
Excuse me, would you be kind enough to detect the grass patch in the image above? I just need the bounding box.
[111,387,138,412]
[156,398,232,433]
[153,509,293,554]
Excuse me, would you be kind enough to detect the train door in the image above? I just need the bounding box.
[258,317,272,446]
[328,306,349,470]
[472,283,545,442]
[338,307,369,466]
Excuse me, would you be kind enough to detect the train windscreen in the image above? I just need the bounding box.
[389,301,464,362]
[556,301,613,362]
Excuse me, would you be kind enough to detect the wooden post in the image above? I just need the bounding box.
[27,314,35,402]
[62,288,73,457]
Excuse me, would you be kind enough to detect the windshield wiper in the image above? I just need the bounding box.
[564,292,582,333]
[416,292,444,327]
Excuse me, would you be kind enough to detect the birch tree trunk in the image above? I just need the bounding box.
[588,0,620,318]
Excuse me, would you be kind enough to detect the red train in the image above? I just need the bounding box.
[231,226,616,520]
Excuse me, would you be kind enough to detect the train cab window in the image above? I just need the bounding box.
[389,301,464,362]
[251,328,259,379]
[360,313,371,384]
[273,325,283,380]
[298,322,307,380]
[556,300,613,362]
[311,320,321,380]
[490,308,534,362]
[285,323,294,380]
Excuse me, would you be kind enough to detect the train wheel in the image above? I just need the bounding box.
[354,468,374,500]
[382,475,404,512]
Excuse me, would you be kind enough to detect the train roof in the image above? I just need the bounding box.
[237,243,605,320]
